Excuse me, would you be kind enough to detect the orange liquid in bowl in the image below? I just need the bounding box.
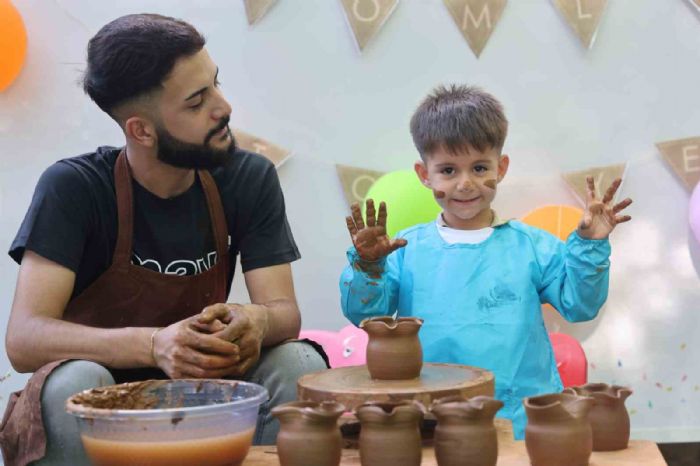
[81,428,255,466]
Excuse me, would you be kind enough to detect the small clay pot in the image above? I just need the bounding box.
[524,392,594,466]
[360,316,423,380]
[355,400,425,466]
[430,395,503,466]
[271,401,345,466]
[565,383,633,451]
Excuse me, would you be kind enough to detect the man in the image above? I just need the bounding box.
[0,13,326,466]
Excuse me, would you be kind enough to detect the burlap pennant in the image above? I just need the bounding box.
[689,0,700,14]
[552,0,608,49]
[336,164,386,206]
[233,128,292,168]
[340,0,400,52]
[562,163,627,206]
[657,137,700,191]
[244,0,278,25]
[443,0,508,57]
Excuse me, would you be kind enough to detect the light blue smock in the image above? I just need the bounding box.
[339,220,611,439]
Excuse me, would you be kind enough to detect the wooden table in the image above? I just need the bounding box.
[243,440,666,465]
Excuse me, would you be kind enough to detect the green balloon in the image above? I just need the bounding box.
[363,170,441,238]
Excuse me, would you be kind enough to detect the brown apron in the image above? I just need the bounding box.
[0,151,230,466]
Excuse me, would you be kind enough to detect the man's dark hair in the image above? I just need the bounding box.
[82,14,206,115]
[410,84,508,159]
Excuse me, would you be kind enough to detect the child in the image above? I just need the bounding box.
[339,84,632,439]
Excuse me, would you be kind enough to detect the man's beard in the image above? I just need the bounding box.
[156,117,237,169]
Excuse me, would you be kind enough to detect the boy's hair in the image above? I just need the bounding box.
[82,14,206,116]
[410,84,508,159]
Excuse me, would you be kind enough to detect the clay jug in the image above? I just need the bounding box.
[271,400,345,466]
[524,392,594,466]
[360,316,423,380]
[430,395,504,466]
[565,383,633,451]
[355,400,425,466]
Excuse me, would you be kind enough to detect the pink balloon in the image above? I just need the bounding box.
[691,182,700,246]
[299,325,367,368]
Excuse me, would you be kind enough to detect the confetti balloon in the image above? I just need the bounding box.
[0,0,28,92]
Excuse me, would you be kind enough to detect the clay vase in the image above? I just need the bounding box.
[271,400,345,466]
[430,395,504,466]
[355,400,425,466]
[524,392,594,466]
[360,316,423,380]
[565,383,633,451]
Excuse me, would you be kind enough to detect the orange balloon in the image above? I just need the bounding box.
[521,205,583,241]
[0,0,27,92]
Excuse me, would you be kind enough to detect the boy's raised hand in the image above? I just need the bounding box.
[346,199,408,262]
[577,177,633,240]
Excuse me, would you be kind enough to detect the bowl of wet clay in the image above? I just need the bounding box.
[66,379,268,466]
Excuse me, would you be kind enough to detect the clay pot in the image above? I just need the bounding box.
[524,392,594,466]
[565,383,633,451]
[430,395,503,466]
[271,401,345,466]
[355,400,425,466]
[360,316,423,380]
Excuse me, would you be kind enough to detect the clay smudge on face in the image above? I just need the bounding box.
[433,189,446,199]
[483,179,497,190]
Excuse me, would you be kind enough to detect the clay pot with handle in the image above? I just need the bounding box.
[565,383,633,451]
[271,400,345,466]
[355,400,425,466]
[430,395,503,466]
[524,392,594,466]
[360,316,423,380]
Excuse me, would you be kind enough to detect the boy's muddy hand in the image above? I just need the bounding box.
[346,199,408,262]
[578,177,633,239]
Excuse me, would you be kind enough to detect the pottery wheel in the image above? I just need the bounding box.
[297,363,494,412]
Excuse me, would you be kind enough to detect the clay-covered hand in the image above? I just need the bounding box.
[195,303,268,377]
[345,199,408,262]
[577,177,632,240]
[151,313,240,379]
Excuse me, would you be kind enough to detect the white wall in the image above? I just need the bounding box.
[1,0,699,444]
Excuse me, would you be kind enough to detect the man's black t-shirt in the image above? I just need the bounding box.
[9,146,300,298]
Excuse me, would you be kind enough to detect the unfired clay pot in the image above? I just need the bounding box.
[355,400,425,466]
[565,383,633,451]
[271,400,345,466]
[430,395,503,466]
[359,316,423,380]
[524,392,594,466]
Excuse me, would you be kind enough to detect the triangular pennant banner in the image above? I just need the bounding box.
[689,0,700,13]
[443,0,508,57]
[336,164,386,206]
[340,0,399,52]
[244,0,278,25]
[552,0,608,49]
[657,137,700,191]
[233,128,292,168]
[563,163,627,206]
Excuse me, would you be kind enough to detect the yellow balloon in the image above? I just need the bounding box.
[0,0,28,92]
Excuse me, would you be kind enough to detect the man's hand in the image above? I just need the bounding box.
[151,316,241,379]
[196,303,269,377]
[346,199,407,262]
[577,177,632,240]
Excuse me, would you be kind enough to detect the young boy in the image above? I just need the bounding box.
[339,84,632,439]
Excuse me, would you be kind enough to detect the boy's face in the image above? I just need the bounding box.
[414,145,509,230]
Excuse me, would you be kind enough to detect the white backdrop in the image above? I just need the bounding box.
[1,0,699,445]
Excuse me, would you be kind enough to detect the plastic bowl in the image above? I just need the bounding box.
[66,379,268,466]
